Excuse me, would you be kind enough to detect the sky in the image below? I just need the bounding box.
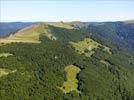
[0,0,134,22]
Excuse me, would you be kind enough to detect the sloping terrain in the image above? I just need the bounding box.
[70,38,111,57]
[47,22,74,29]
[0,22,33,37]
[87,21,134,51]
[0,21,134,100]
[0,23,57,45]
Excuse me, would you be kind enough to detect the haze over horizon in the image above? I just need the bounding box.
[0,0,134,22]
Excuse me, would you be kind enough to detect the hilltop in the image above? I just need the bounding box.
[0,21,134,100]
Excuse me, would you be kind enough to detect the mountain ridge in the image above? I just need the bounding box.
[0,20,134,100]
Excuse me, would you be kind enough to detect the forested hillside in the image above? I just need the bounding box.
[0,22,134,100]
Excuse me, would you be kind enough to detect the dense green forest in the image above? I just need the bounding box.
[0,23,134,100]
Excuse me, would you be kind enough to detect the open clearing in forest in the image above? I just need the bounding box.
[0,53,13,57]
[70,38,112,57]
[59,65,81,93]
[0,68,17,77]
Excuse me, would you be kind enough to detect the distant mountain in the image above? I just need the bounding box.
[0,21,134,51]
[65,21,134,51]
[0,22,34,37]
[87,21,134,51]
[0,21,134,100]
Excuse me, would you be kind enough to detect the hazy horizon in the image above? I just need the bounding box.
[0,19,134,23]
[0,0,134,22]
